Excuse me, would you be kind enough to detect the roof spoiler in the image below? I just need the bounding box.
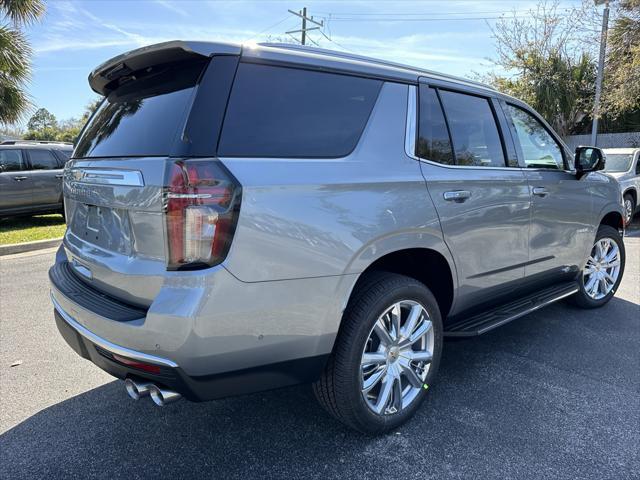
[88,40,241,95]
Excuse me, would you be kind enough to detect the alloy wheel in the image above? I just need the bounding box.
[583,237,622,300]
[624,199,633,225]
[360,300,434,415]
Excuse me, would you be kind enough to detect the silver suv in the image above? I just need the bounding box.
[602,148,640,225]
[50,41,626,434]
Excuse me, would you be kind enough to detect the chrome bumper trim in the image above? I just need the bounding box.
[51,292,179,368]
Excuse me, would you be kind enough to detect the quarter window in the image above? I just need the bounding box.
[0,149,24,172]
[438,90,506,167]
[506,104,564,169]
[417,86,454,165]
[28,149,60,170]
[219,64,382,158]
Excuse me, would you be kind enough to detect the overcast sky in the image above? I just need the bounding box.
[23,0,585,124]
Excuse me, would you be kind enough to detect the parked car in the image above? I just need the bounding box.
[49,41,626,434]
[0,141,73,218]
[602,148,640,225]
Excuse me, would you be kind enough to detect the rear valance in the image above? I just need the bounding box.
[88,40,241,95]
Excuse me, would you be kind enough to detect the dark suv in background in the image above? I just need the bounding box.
[0,141,72,218]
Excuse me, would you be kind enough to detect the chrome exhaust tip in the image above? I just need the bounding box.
[124,378,152,400]
[149,385,182,406]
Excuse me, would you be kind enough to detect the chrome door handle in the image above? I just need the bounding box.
[532,187,549,197]
[55,174,64,178]
[443,190,471,202]
[13,176,27,181]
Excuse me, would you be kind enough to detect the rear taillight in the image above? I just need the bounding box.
[165,159,241,270]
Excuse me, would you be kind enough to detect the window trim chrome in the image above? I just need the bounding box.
[67,168,145,187]
[51,293,178,368]
[406,85,576,173]
[406,85,518,172]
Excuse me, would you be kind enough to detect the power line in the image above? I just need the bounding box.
[317,28,358,54]
[245,15,293,42]
[316,10,533,16]
[328,16,535,22]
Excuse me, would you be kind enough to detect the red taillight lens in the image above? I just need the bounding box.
[112,354,162,374]
[165,159,241,270]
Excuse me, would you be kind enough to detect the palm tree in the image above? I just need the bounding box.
[0,0,45,125]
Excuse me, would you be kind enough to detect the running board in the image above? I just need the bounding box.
[444,281,579,337]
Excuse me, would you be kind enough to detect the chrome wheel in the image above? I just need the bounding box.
[624,198,633,225]
[583,237,621,300]
[360,300,434,415]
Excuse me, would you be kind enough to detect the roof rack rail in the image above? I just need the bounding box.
[1,140,73,146]
[259,43,495,91]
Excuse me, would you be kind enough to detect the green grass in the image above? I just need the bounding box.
[0,214,66,245]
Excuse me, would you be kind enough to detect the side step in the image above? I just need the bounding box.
[444,281,579,337]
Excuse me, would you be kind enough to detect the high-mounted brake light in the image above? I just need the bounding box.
[165,159,241,270]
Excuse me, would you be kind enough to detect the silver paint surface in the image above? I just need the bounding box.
[52,45,624,378]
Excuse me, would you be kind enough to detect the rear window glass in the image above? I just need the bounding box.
[74,60,207,158]
[218,63,382,158]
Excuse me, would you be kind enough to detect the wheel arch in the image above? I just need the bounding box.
[343,247,456,321]
[599,209,625,230]
[623,187,637,208]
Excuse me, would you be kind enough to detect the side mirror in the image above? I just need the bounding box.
[575,146,605,177]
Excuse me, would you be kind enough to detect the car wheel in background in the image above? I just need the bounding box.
[623,194,634,225]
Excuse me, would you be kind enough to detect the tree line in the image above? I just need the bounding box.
[20,102,101,143]
[484,0,639,136]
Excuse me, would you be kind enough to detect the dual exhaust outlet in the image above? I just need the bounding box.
[124,378,182,406]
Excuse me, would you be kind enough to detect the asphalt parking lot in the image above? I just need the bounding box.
[1,234,638,479]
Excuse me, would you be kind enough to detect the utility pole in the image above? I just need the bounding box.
[591,0,611,147]
[287,7,323,45]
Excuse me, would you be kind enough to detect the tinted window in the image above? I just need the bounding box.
[506,104,563,169]
[29,149,60,170]
[218,64,382,158]
[56,149,72,161]
[439,90,506,167]
[417,86,454,164]
[75,60,207,158]
[0,149,24,172]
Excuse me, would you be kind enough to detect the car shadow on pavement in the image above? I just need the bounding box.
[1,297,639,479]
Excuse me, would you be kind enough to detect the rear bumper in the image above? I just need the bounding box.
[53,296,328,401]
[49,248,340,401]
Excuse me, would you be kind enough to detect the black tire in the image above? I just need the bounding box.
[623,194,635,226]
[570,224,625,309]
[313,272,443,434]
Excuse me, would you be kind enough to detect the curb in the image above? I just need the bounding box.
[0,238,62,256]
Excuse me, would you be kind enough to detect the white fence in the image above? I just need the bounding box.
[563,132,640,150]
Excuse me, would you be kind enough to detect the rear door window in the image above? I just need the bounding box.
[28,149,61,170]
[74,59,207,158]
[218,64,382,158]
[417,86,454,165]
[439,90,506,167]
[0,149,25,172]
